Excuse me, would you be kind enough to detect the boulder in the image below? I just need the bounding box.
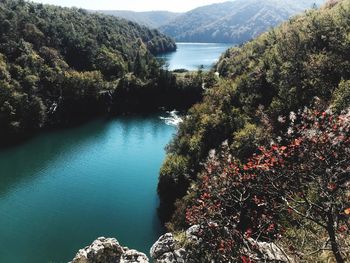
[245,238,295,263]
[185,225,200,242]
[70,237,149,263]
[153,249,187,263]
[150,233,176,259]
[150,233,187,263]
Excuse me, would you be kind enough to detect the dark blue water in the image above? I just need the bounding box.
[0,115,175,263]
[158,42,233,71]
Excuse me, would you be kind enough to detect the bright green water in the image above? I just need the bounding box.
[0,115,175,263]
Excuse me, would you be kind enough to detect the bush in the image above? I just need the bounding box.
[185,108,350,262]
[332,80,350,112]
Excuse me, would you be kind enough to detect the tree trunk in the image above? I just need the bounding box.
[327,213,344,263]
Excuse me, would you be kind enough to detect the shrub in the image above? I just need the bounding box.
[186,108,350,262]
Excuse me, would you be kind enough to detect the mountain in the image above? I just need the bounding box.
[160,0,325,43]
[96,10,181,28]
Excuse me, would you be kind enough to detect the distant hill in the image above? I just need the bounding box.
[96,10,181,28]
[160,0,325,43]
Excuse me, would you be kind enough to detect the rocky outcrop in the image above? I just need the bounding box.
[245,238,296,263]
[70,237,149,263]
[150,225,201,263]
[150,225,294,263]
[70,229,294,263]
[150,233,187,263]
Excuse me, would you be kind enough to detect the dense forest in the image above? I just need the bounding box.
[160,0,324,43]
[158,0,350,261]
[2,0,350,261]
[0,0,207,146]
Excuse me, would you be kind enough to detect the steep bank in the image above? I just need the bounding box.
[157,0,350,261]
[159,0,350,222]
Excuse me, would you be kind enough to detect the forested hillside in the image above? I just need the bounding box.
[0,0,206,145]
[160,0,324,43]
[158,0,350,261]
[96,10,180,28]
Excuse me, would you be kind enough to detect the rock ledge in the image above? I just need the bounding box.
[70,237,149,263]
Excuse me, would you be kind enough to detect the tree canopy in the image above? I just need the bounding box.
[0,0,207,145]
[158,1,350,261]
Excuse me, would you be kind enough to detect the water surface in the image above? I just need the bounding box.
[0,115,175,263]
[158,42,234,71]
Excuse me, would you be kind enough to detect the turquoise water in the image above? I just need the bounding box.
[0,115,175,263]
[157,42,233,71]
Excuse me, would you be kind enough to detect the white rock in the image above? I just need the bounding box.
[150,233,176,259]
[185,225,200,242]
[150,233,188,263]
[246,238,295,263]
[121,249,149,263]
[70,237,149,263]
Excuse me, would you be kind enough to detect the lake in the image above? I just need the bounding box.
[157,42,234,71]
[0,115,175,263]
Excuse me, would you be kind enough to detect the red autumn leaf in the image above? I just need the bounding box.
[267,223,275,232]
[245,228,253,238]
[272,145,278,151]
[241,255,252,263]
[294,138,302,146]
[327,183,337,191]
[318,155,325,161]
[338,225,348,233]
[202,193,211,199]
